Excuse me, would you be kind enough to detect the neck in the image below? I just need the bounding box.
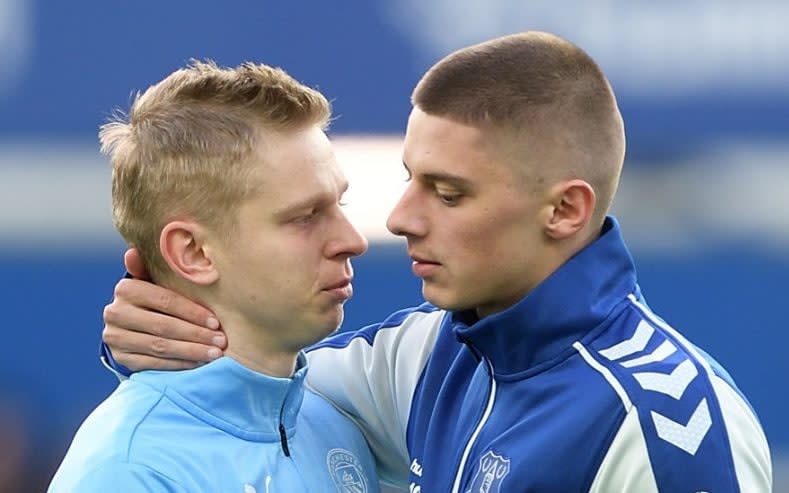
[166,283,301,378]
[214,308,299,378]
[224,346,298,378]
[474,223,605,319]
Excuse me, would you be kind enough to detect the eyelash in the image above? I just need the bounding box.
[437,190,462,206]
[295,211,318,224]
[401,167,462,206]
[294,199,348,224]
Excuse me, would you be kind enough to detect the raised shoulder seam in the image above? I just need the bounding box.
[124,383,169,461]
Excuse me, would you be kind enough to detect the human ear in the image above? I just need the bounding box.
[544,179,596,240]
[159,221,220,285]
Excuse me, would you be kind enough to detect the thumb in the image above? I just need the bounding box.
[124,248,151,281]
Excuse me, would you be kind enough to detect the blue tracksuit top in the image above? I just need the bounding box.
[306,216,772,492]
[49,355,379,493]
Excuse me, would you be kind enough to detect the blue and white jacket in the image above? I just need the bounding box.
[50,355,379,493]
[307,217,772,492]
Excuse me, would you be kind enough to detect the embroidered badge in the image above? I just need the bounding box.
[327,448,368,493]
[465,450,511,493]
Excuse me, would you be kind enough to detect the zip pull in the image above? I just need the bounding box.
[279,423,291,457]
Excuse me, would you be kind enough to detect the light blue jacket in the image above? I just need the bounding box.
[49,355,379,493]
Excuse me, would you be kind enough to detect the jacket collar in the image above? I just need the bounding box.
[131,354,307,441]
[452,216,637,378]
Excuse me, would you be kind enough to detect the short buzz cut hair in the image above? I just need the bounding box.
[100,60,331,281]
[412,31,626,224]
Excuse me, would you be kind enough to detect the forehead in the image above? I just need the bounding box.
[252,125,343,179]
[403,108,516,181]
[248,126,346,203]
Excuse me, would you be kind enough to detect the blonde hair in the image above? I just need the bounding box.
[101,60,331,280]
[413,31,626,224]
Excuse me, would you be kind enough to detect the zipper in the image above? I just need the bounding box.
[279,423,291,457]
[450,357,497,493]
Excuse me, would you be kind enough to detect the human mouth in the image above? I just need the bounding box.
[410,254,441,278]
[323,278,353,301]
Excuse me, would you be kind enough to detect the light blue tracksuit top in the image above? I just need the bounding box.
[48,355,379,493]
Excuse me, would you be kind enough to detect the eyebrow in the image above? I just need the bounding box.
[273,181,350,218]
[402,160,473,189]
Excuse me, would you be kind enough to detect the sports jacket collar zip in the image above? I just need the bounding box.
[452,217,638,379]
[414,218,640,492]
[56,347,383,491]
[132,353,307,446]
[303,216,771,492]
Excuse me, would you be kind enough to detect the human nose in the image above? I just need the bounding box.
[327,210,368,259]
[386,183,426,238]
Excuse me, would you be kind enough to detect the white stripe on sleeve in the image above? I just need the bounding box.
[306,309,445,488]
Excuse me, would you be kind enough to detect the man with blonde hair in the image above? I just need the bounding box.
[49,61,378,492]
[102,33,771,491]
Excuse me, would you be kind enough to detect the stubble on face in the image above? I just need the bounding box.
[205,126,362,372]
[395,109,558,317]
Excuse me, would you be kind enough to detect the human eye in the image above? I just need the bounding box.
[294,209,319,224]
[436,189,463,206]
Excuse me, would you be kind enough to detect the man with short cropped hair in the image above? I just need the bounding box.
[102,33,772,492]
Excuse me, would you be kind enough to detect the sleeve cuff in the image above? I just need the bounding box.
[100,341,132,380]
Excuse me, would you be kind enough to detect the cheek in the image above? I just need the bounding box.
[453,213,534,269]
[454,209,520,252]
[245,227,322,261]
[272,236,328,279]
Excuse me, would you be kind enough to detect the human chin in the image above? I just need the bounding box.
[299,318,342,348]
[329,307,344,332]
[317,306,344,336]
[421,284,465,311]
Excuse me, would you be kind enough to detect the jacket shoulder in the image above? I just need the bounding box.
[577,295,771,492]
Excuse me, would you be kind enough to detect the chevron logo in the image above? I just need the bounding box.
[619,339,677,368]
[597,320,709,453]
[633,359,699,400]
[599,320,654,360]
[651,398,712,455]
[598,321,679,370]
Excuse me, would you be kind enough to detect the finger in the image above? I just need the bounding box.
[113,278,220,330]
[104,326,223,365]
[124,248,151,281]
[103,305,226,349]
[113,352,208,372]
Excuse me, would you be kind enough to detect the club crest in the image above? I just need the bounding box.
[465,450,511,493]
[327,448,368,493]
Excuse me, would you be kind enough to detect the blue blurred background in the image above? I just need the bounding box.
[1,0,787,490]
